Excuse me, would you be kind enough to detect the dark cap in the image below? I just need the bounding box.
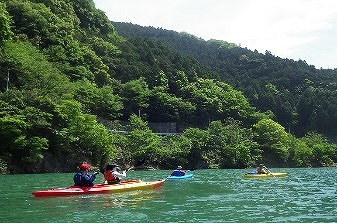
[106,164,119,171]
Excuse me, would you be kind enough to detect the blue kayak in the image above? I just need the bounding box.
[167,173,193,180]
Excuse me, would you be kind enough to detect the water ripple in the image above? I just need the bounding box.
[1,168,336,222]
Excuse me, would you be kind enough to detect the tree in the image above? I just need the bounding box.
[5,0,73,47]
[254,118,288,146]
[288,135,313,167]
[53,100,117,165]
[74,79,123,119]
[0,115,48,172]
[301,132,336,166]
[253,118,289,162]
[119,77,150,119]
[125,115,163,166]
[182,127,209,168]
[0,2,13,45]
[207,119,258,168]
[160,134,192,168]
[146,86,195,122]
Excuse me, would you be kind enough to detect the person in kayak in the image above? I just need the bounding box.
[73,162,99,187]
[256,164,270,174]
[171,166,186,176]
[102,164,126,184]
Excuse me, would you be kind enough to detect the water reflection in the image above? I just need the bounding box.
[51,187,165,209]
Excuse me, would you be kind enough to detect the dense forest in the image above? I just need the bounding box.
[112,22,337,137]
[0,0,336,174]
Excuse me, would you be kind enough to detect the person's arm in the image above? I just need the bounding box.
[113,170,126,178]
[73,173,82,185]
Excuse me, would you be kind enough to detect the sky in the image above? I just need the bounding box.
[93,0,337,69]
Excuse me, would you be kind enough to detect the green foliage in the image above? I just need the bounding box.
[179,78,256,127]
[146,85,195,122]
[119,77,150,119]
[74,79,123,119]
[0,157,8,174]
[72,0,117,38]
[297,86,337,135]
[3,41,72,97]
[254,118,289,146]
[114,22,337,137]
[206,119,258,168]
[0,2,13,45]
[254,118,290,162]
[160,134,192,167]
[182,127,209,167]
[0,0,336,172]
[125,115,163,165]
[54,100,117,163]
[288,136,313,167]
[0,115,48,169]
[5,0,74,47]
[301,132,336,166]
[22,106,52,136]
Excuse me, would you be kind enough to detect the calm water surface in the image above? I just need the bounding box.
[0,168,336,223]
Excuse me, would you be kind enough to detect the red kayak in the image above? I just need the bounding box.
[32,179,165,197]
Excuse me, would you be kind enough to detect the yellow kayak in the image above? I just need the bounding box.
[244,172,287,178]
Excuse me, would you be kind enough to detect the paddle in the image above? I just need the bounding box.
[99,158,146,173]
[264,167,275,177]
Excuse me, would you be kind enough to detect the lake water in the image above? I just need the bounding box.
[0,168,336,223]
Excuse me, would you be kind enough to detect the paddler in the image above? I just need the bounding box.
[102,164,127,184]
[73,162,99,186]
[170,165,186,176]
[256,164,270,174]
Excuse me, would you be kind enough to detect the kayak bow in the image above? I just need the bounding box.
[32,179,165,197]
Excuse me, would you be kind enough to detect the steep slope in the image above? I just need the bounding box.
[112,22,337,136]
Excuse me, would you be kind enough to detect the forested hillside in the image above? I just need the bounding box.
[113,22,337,137]
[0,0,336,173]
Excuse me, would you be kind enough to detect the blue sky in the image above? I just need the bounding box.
[93,0,337,69]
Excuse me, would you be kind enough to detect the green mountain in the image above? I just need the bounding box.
[0,0,336,173]
[113,22,337,137]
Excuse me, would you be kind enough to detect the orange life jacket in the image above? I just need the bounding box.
[257,168,267,174]
[104,171,119,184]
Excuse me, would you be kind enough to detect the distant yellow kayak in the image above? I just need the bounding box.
[244,172,287,178]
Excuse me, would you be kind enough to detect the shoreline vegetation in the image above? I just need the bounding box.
[0,0,336,174]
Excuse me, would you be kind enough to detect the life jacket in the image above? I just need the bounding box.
[104,171,120,184]
[171,170,185,176]
[73,172,83,185]
[257,168,267,174]
[73,172,95,186]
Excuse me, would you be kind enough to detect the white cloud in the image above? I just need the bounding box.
[94,0,337,68]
